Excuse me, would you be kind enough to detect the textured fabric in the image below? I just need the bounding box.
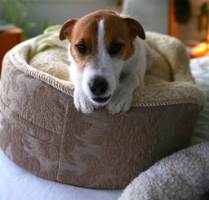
[0,28,206,189]
[118,56,209,200]
[0,55,209,200]
[118,142,209,200]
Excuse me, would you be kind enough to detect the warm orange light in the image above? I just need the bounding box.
[191,42,209,57]
[191,18,209,58]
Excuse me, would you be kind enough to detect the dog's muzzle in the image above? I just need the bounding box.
[89,77,111,103]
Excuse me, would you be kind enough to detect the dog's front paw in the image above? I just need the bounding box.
[107,90,132,114]
[74,90,94,114]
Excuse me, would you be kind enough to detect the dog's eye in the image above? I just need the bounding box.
[76,44,87,54]
[109,44,123,55]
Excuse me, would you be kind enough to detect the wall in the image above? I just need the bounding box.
[3,0,205,42]
[28,0,121,37]
[173,0,207,42]
[122,0,169,34]
[122,0,208,42]
[3,0,120,38]
[2,0,171,38]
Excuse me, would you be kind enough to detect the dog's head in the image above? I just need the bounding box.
[59,10,145,106]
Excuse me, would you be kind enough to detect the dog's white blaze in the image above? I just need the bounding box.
[82,19,118,104]
[96,20,121,94]
[97,20,106,69]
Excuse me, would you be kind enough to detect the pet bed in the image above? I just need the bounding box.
[1,55,209,200]
[0,26,206,189]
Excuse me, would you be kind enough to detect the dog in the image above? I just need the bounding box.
[59,10,152,114]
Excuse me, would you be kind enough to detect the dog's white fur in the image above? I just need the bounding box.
[60,11,152,114]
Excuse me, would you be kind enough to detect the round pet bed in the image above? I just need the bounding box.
[0,27,206,189]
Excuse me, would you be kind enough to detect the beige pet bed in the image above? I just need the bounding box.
[0,26,206,189]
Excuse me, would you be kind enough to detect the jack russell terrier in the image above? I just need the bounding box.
[59,10,152,114]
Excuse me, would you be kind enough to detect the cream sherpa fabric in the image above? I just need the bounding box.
[118,142,209,200]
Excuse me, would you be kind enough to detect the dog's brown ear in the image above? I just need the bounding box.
[124,18,145,40]
[59,18,79,41]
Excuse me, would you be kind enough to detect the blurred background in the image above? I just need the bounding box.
[1,0,209,58]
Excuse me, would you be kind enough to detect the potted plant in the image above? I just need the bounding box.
[0,0,38,39]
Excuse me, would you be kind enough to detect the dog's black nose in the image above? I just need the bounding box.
[89,77,108,96]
